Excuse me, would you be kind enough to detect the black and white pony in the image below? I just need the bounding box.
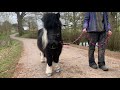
[37,13,63,76]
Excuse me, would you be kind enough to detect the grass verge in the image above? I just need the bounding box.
[0,39,23,78]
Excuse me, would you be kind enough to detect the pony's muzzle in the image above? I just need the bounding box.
[51,43,57,49]
[49,41,58,49]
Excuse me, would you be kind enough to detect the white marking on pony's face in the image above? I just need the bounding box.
[42,28,48,49]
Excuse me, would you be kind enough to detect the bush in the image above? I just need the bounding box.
[0,34,11,47]
[107,31,120,51]
[21,31,38,39]
[62,29,88,45]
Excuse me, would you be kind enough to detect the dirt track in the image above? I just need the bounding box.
[11,34,120,78]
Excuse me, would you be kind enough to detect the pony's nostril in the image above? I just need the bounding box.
[52,43,56,46]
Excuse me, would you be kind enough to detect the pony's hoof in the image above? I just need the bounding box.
[47,73,52,77]
[41,60,45,63]
[55,69,61,73]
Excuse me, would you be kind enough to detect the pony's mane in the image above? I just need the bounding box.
[41,13,62,30]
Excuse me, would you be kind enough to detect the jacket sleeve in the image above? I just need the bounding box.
[106,12,111,30]
[83,12,90,29]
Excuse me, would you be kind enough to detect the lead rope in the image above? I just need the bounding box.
[72,32,110,47]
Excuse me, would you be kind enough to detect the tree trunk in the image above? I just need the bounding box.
[18,18,24,36]
[15,12,26,36]
[73,12,77,31]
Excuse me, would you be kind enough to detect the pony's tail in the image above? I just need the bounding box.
[38,29,43,36]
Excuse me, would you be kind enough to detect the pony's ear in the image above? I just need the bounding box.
[56,12,60,18]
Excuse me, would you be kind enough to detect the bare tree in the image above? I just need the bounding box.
[24,16,38,31]
[60,12,83,30]
[15,12,26,36]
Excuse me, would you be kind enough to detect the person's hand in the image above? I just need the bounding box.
[107,30,112,37]
[82,28,87,33]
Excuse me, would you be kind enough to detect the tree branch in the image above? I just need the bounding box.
[21,12,26,17]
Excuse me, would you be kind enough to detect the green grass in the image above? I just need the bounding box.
[0,39,23,78]
[0,34,6,40]
[16,31,38,39]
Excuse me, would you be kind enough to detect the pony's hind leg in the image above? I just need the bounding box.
[40,52,46,63]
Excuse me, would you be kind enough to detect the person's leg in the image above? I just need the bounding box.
[98,31,108,71]
[88,32,99,68]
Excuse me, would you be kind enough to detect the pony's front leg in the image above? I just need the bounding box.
[54,62,61,73]
[46,55,53,77]
[46,64,52,77]
[53,54,61,73]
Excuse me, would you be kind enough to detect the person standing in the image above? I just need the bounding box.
[82,12,112,71]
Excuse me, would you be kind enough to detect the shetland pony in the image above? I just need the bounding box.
[37,13,63,76]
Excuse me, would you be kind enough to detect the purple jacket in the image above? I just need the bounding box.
[83,12,111,32]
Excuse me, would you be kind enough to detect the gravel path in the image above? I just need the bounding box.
[11,34,120,78]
